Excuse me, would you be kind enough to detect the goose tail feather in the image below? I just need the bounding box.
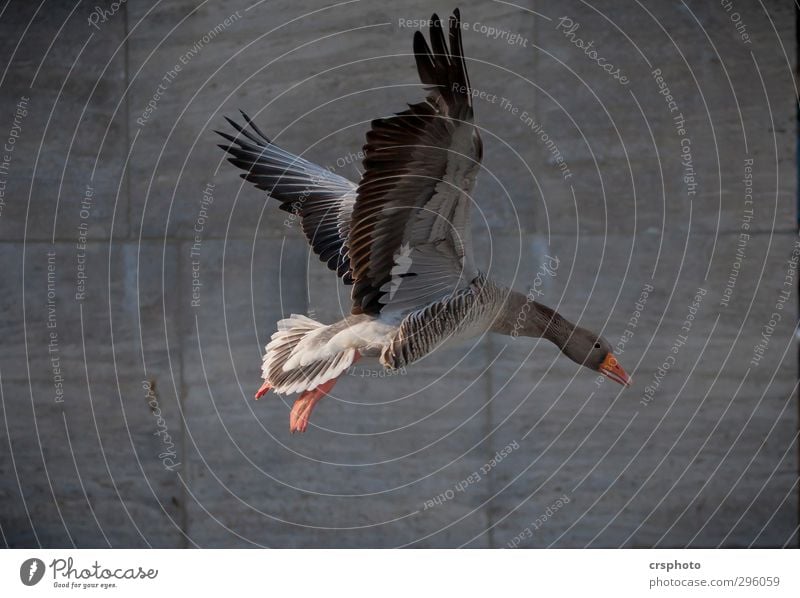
[261,314,357,395]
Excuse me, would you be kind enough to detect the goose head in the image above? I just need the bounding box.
[561,328,630,386]
[495,290,631,386]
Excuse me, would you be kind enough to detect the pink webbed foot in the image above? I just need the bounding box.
[289,378,337,433]
[288,352,360,433]
[255,380,272,400]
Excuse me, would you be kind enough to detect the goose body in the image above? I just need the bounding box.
[219,9,629,433]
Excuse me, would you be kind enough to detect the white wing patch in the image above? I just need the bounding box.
[379,130,480,315]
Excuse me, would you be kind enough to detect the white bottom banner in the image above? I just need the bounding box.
[1,549,797,596]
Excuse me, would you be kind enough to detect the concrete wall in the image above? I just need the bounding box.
[0,0,797,547]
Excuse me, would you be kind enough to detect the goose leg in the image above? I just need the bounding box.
[254,380,271,400]
[289,378,337,433]
[288,352,361,433]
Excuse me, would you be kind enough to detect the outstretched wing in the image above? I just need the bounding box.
[347,9,483,315]
[218,113,358,282]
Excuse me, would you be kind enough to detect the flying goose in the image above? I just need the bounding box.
[218,9,630,433]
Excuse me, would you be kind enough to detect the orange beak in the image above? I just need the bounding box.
[599,353,630,387]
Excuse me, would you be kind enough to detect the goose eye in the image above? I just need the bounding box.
[594,342,601,349]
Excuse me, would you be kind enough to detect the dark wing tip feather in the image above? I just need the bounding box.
[413,31,436,87]
[428,13,450,68]
[224,115,243,132]
[220,113,268,147]
[238,109,271,143]
[348,8,478,316]
[217,112,358,285]
[215,130,240,145]
[449,10,471,93]
[411,9,472,115]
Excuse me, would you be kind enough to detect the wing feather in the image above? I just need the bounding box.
[348,10,483,315]
[218,113,358,281]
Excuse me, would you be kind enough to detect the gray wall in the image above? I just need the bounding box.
[0,0,797,547]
